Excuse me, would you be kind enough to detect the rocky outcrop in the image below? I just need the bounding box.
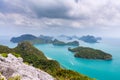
[0,54,55,80]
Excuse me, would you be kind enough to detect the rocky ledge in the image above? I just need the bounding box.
[0,54,55,80]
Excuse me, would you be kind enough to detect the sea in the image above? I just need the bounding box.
[0,37,120,80]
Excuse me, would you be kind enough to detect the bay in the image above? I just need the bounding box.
[0,37,120,80]
[34,38,120,80]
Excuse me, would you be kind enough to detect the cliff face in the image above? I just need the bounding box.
[0,54,55,80]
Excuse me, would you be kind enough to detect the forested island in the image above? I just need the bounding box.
[68,47,112,60]
[10,34,79,46]
[0,42,94,80]
[52,39,79,46]
[10,34,53,44]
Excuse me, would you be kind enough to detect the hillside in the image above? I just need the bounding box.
[0,42,95,80]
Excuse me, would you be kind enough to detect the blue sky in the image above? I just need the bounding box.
[0,0,120,38]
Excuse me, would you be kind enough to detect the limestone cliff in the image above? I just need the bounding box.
[0,54,55,80]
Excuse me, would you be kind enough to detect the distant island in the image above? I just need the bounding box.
[10,34,102,45]
[52,39,79,46]
[10,34,79,46]
[68,47,112,60]
[57,35,102,43]
[79,35,102,43]
[0,41,94,80]
[10,34,53,44]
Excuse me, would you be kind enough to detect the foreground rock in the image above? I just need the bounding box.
[68,47,112,60]
[0,54,55,80]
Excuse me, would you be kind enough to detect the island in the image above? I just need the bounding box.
[68,47,112,60]
[39,35,53,43]
[0,41,94,80]
[79,35,102,43]
[52,39,79,46]
[10,34,80,46]
[10,34,53,44]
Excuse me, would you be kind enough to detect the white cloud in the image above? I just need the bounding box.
[0,0,120,37]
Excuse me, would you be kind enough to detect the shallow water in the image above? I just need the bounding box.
[34,38,120,80]
[0,38,120,80]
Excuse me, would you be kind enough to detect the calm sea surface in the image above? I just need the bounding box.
[0,37,120,80]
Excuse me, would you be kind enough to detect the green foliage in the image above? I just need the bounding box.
[52,39,66,46]
[0,78,4,80]
[1,53,8,57]
[33,59,60,76]
[24,62,29,65]
[55,69,94,80]
[69,47,112,60]
[8,75,21,80]
[0,77,4,80]
[0,41,95,80]
[52,39,79,46]
[10,34,53,44]
[14,41,47,61]
[12,53,21,58]
[0,45,13,53]
[0,73,5,80]
[66,41,79,46]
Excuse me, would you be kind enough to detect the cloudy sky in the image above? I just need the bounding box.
[0,0,120,38]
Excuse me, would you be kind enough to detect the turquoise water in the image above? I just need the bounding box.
[0,38,120,80]
[34,38,120,80]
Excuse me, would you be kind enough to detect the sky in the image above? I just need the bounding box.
[0,0,120,38]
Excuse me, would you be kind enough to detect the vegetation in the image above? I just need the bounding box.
[56,69,96,80]
[52,39,79,46]
[0,73,5,80]
[52,39,66,46]
[68,47,112,60]
[10,34,53,44]
[8,75,21,80]
[10,34,79,46]
[67,41,79,46]
[0,45,13,53]
[0,41,94,80]
[10,34,37,43]
[0,53,8,57]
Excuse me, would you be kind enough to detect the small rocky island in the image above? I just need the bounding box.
[68,47,112,60]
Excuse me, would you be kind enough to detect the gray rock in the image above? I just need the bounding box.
[0,53,55,80]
